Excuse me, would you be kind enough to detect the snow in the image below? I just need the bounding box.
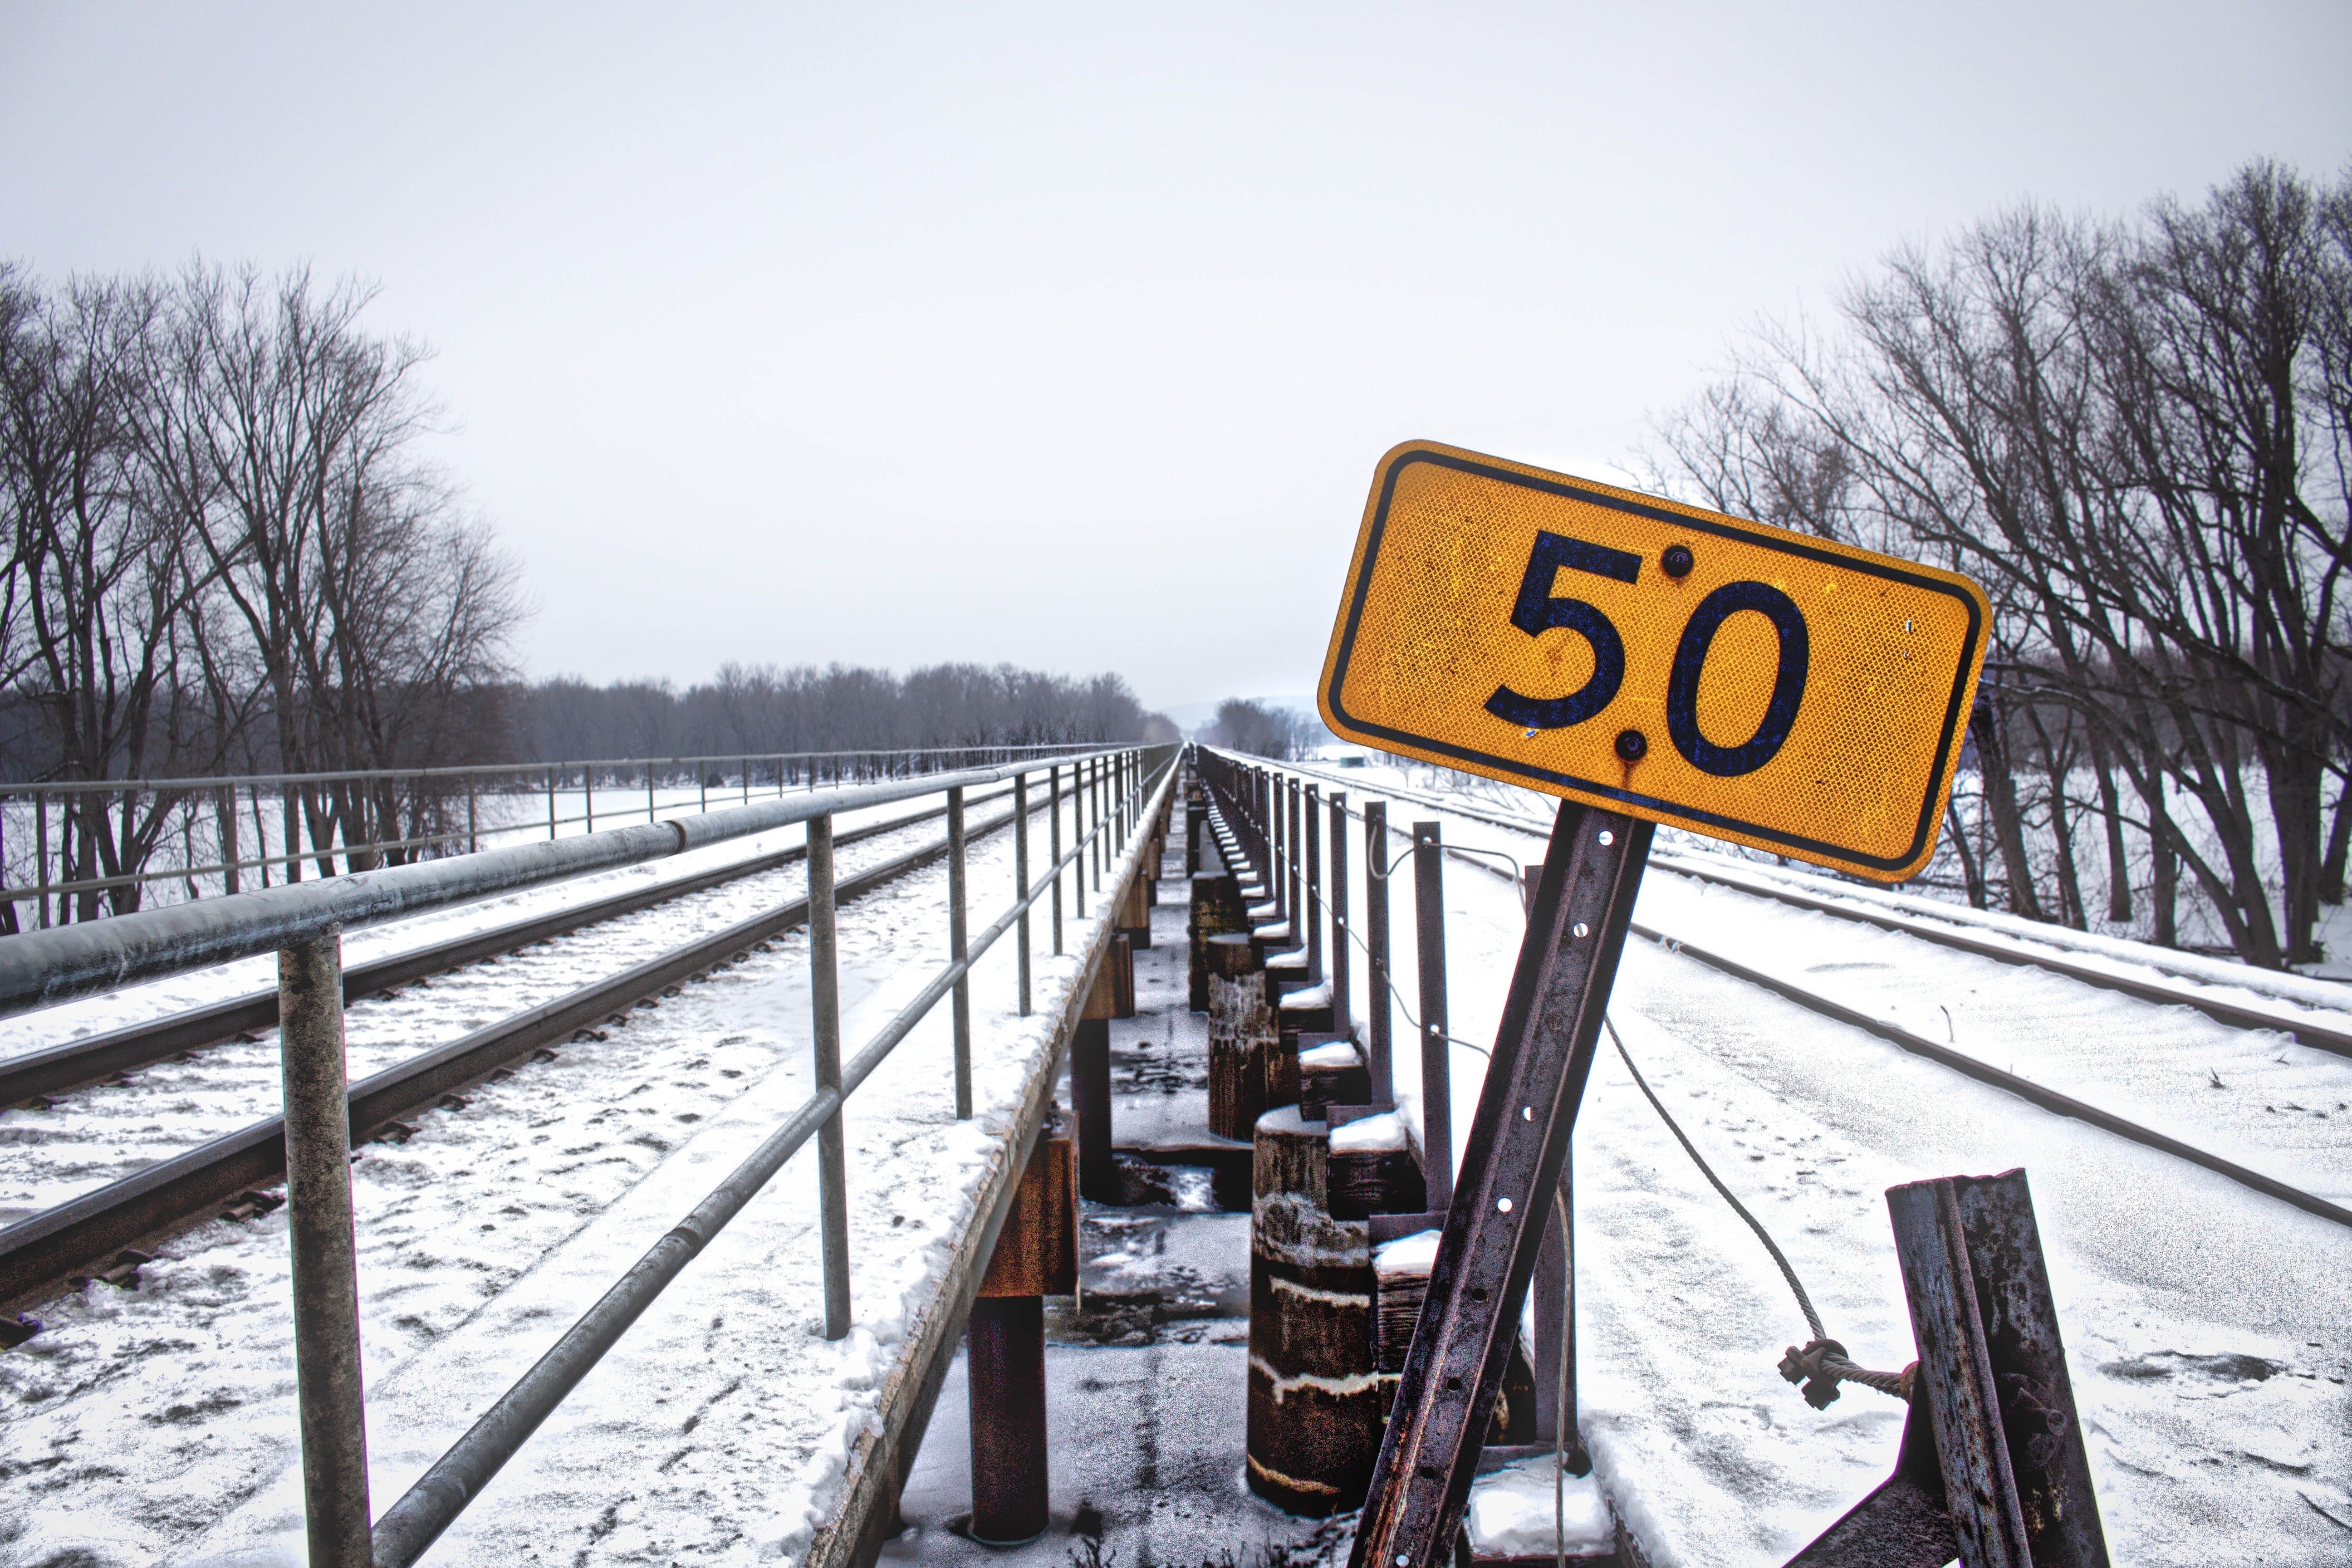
[1371,1229,1440,1274]
[1298,1040,1355,1070]
[0,789,1138,1566]
[1230,755,2352,1565]
[1330,1111,1407,1153]
[1656,844,2352,1019]
[1283,980,1335,1012]
[1463,1459,1614,1556]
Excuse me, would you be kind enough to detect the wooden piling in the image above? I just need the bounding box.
[1246,1105,1380,1515]
[1207,933,1274,1139]
[1189,871,1246,1013]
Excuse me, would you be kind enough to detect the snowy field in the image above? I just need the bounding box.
[2,751,2347,1567]
[1220,757,2352,1565]
[0,784,1140,1567]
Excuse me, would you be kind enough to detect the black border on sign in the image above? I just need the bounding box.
[1322,449,1985,874]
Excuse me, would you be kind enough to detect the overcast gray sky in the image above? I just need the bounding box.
[5,3,2348,716]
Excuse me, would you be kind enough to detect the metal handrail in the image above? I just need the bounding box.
[0,738,1176,1568]
[0,742,1106,795]
[0,750,1123,1019]
[370,745,1179,1566]
[0,743,1124,921]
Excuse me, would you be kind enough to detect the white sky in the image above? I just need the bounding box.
[5,3,2348,715]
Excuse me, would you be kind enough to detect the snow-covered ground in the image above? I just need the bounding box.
[1216,756,2352,1565]
[0,793,1019,1225]
[0,786,1131,1567]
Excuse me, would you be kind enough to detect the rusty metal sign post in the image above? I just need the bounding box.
[1348,799,1650,1567]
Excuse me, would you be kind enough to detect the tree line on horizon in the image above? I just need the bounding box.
[508,662,1174,763]
[0,260,1167,918]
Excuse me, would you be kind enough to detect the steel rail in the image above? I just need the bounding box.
[0,785,1017,1107]
[1206,750,2352,1231]
[366,749,1179,1568]
[1252,754,2352,1057]
[0,755,1115,1019]
[1644,855,2352,1058]
[1632,925,2352,1231]
[0,794,1040,1307]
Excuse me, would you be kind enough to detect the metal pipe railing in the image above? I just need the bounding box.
[368,744,1178,1565]
[0,743,1103,922]
[0,739,1176,1568]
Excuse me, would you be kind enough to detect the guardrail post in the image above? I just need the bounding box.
[466,776,478,856]
[1365,802,1393,1104]
[949,786,974,1118]
[1329,791,1350,1039]
[35,790,49,928]
[1049,765,1065,954]
[1413,821,1451,1213]
[279,929,374,1568]
[1014,771,1033,1017]
[220,787,241,896]
[1077,763,1089,914]
[809,813,852,1339]
[546,767,556,841]
[1304,784,1323,983]
[1290,777,1306,935]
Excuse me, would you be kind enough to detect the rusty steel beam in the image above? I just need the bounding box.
[1349,804,1652,1568]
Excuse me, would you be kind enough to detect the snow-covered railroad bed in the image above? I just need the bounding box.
[1278,758,2352,1210]
[1212,754,2351,1563]
[0,792,1098,1568]
[0,794,1019,1226]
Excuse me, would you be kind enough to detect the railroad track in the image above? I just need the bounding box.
[1267,756,2352,1056]
[0,783,1013,1108]
[0,790,1033,1309]
[1212,752,2352,1231]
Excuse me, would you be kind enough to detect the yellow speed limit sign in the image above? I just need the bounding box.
[1317,441,1990,882]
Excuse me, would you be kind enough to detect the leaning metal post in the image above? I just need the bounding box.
[280,930,374,1568]
[1350,805,1652,1568]
[949,786,974,1117]
[1414,820,1453,1214]
[1014,771,1033,1017]
[808,814,852,1338]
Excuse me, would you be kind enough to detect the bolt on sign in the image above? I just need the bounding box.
[1317,440,1990,882]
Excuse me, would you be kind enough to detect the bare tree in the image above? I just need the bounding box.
[1649,163,2352,967]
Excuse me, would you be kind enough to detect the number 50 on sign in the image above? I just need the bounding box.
[1317,441,1991,882]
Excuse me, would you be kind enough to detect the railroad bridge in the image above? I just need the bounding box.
[0,743,2345,1566]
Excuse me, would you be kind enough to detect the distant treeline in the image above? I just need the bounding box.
[1199,698,1314,760]
[507,662,1177,763]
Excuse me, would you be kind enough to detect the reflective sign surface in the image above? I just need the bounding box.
[1317,441,1990,881]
